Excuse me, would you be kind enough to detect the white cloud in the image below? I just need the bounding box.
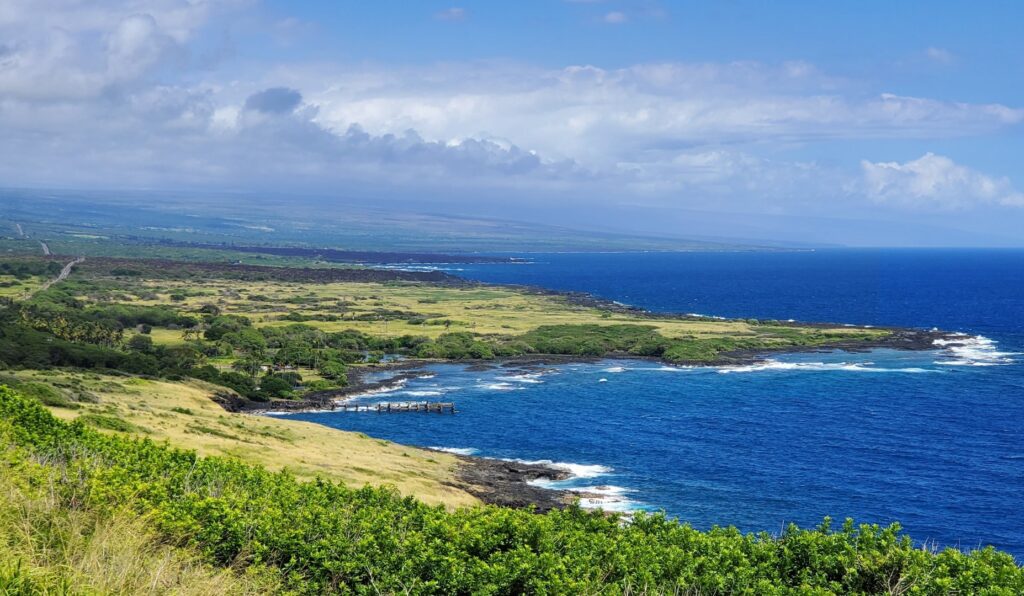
[306,62,1023,168]
[924,46,955,65]
[603,11,628,24]
[861,153,1024,209]
[435,7,467,22]
[0,1,1021,222]
[0,0,232,100]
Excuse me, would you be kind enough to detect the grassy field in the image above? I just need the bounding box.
[2,370,478,508]
[0,274,44,298]
[68,273,887,349]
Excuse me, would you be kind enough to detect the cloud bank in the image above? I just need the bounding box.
[862,153,1024,209]
[0,0,1021,234]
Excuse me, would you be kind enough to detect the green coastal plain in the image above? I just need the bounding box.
[0,220,1022,594]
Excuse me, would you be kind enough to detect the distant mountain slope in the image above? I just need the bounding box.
[0,188,767,254]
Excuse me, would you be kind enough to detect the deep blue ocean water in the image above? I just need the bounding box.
[277,249,1024,557]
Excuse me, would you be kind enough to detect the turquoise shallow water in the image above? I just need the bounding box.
[276,249,1024,557]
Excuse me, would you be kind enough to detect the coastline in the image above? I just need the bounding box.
[225,325,957,416]
[217,326,968,513]
[202,269,969,514]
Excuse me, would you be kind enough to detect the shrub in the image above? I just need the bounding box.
[77,413,138,433]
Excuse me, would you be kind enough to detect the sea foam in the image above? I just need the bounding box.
[428,446,479,456]
[477,382,524,391]
[400,389,446,397]
[495,373,545,384]
[527,479,645,513]
[510,459,613,479]
[934,334,1017,366]
[344,378,408,400]
[717,360,937,374]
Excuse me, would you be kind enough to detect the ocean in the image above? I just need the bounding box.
[275,249,1024,557]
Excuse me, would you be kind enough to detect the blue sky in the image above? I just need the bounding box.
[1,1,1022,245]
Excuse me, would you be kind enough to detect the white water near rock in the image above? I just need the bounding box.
[429,446,480,456]
[716,360,939,374]
[934,335,1018,366]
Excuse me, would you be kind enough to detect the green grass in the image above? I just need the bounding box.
[0,436,282,595]
[77,412,140,433]
[8,370,477,508]
[46,258,888,357]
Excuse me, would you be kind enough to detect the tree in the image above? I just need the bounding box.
[204,315,252,341]
[163,344,203,370]
[318,360,348,384]
[259,375,293,398]
[273,343,313,367]
[224,327,267,360]
[127,334,154,353]
[232,356,263,380]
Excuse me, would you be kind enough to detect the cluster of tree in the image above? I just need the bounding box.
[83,304,197,329]
[18,305,125,347]
[0,260,62,279]
[2,386,1020,595]
[416,331,497,359]
[516,324,667,357]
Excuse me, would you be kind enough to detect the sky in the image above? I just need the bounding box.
[1,1,1022,246]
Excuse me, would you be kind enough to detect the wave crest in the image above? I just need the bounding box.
[934,334,1017,366]
[717,360,937,374]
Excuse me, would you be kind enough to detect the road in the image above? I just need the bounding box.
[39,241,51,256]
[21,256,84,299]
[14,223,24,238]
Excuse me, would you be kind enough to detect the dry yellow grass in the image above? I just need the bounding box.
[0,457,283,594]
[12,370,478,509]
[100,277,884,346]
[0,274,44,298]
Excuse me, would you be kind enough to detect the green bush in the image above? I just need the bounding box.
[3,380,78,409]
[518,324,663,356]
[77,413,138,433]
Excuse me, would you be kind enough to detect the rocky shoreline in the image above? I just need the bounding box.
[447,455,575,512]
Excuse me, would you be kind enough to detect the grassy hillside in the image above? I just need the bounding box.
[0,191,753,257]
[50,256,886,355]
[0,370,477,508]
[1,385,1021,594]
[0,462,282,594]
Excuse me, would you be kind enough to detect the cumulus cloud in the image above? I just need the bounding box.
[861,153,1024,209]
[0,0,1021,224]
[306,62,1023,170]
[0,0,228,101]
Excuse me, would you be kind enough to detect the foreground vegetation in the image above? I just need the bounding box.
[0,370,477,507]
[2,385,1021,594]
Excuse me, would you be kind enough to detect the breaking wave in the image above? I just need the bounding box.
[934,334,1017,366]
[717,360,937,374]
[477,382,524,391]
[511,459,614,479]
[428,446,479,456]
